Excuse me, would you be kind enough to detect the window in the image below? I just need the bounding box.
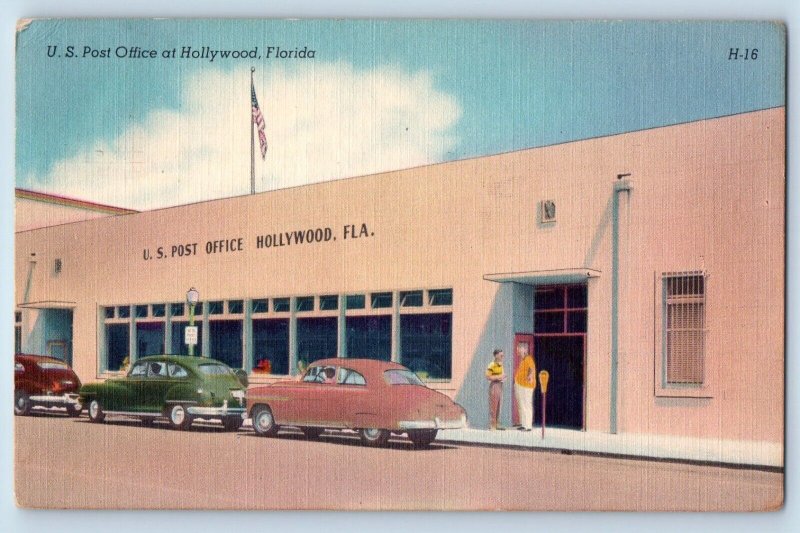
[137,322,165,357]
[129,361,147,377]
[228,300,244,314]
[135,305,149,318]
[147,361,168,377]
[400,313,452,379]
[346,294,365,310]
[252,299,269,313]
[428,289,453,306]
[297,317,338,364]
[296,297,314,312]
[118,306,131,319]
[273,298,290,312]
[209,320,243,368]
[346,316,391,360]
[253,318,289,375]
[534,285,587,334]
[208,301,224,315]
[106,323,130,371]
[663,273,706,386]
[152,304,166,317]
[168,363,188,378]
[171,303,185,317]
[104,307,115,319]
[400,291,423,307]
[339,368,366,386]
[371,292,392,309]
[171,322,203,356]
[319,295,338,311]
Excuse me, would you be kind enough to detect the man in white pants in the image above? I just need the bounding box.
[513,342,536,431]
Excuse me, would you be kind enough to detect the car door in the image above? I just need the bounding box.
[111,360,147,411]
[332,366,370,428]
[142,360,171,412]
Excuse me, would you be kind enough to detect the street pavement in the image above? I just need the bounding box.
[14,412,783,511]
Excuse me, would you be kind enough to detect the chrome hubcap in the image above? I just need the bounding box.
[171,406,185,424]
[256,411,272,431]
[363,428,380,439]
[16,396,25,408]
[89,401,99,418]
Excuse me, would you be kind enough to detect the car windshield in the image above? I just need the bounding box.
[384,369,425,386]
[37,361,69,370]
[197,363,231,375]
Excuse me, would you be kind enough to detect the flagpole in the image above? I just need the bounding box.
[250,66,255,195]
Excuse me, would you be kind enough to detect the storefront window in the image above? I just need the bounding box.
[136,322,164,357]
[253,319,289,375]
[106,323,129,371]
[297,317,338,365]
[209,320,243,368]
[171,322,203,356]
[346,316,391,360]
[400,313,452,379]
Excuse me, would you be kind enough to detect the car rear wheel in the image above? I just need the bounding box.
[407,429,438,447]
[251,405,278,437]
[168,404,193,430]
[301,427,323,439]
[14,392,31,416]
[66,403,82,417]
[359,428,389,447]
[87,399,105,423]
[222,417,244,431]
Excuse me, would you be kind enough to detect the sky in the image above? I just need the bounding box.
[15,19,785,210]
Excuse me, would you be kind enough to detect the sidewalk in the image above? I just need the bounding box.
[437,426,784,469]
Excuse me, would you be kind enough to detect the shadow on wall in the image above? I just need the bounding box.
[455,283,515,430]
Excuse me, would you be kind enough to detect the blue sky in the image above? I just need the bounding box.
[16,19,785,209]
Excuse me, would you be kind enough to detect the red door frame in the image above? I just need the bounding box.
[511,333,534,427]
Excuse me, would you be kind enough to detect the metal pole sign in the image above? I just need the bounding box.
[539,370,550,439]
[184,326,198,347]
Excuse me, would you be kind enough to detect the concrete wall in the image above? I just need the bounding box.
[15,108,784,442]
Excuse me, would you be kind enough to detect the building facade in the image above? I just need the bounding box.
[15,108,784,443]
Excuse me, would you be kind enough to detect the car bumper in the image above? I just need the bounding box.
[187,401,246,418]
[29,393,81,406]
[399,414,467,430]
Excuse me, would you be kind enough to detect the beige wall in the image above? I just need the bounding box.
[15,108,784,443]
[15,197,127,231]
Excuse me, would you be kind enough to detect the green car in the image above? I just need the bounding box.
[79,355,247,431]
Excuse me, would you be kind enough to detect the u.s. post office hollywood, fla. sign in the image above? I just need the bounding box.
[141,223,374,261]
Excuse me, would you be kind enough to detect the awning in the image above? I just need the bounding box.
[17,300,77,310]
[483,268,601,285]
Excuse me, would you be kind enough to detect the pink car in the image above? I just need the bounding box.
[246,358,466,447]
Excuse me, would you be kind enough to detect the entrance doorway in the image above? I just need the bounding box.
[533,336,584,429]
[532,284,587,430]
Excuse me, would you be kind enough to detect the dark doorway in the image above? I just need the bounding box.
[533,336,584,429]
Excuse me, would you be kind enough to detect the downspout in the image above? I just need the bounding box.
[610,175,632,434]
[23,253,37,304]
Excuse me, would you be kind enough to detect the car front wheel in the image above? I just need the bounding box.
[87,399,105,423]
[359,428,389,447]
[407,429,438,447]
[14,392,31,416]
[168,404,193,431]
[251,405,278,437]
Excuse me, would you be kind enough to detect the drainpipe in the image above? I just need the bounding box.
[610,174,632,434]
[23,253,37,304]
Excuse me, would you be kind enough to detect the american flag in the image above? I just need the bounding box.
[251,82,267,159]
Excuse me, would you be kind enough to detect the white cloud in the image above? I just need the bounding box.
[30,63,462,210]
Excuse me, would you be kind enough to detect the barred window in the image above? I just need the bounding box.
[663,273,705,385]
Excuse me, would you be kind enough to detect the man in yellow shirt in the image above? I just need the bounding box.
[485,349,506,430]
[513,342,536,431]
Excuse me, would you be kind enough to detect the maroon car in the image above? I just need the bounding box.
[14,354,82,417]
[246,358,466,447]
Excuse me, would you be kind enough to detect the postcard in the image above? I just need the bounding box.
[13,19,785,510]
